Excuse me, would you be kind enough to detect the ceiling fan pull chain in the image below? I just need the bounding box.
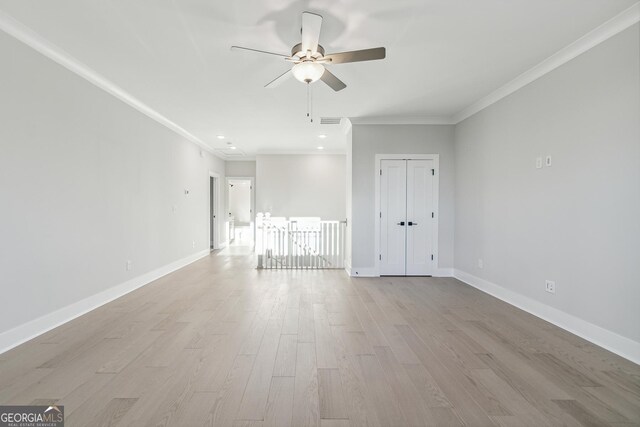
[306,82,311,122]
[310,84,313,123]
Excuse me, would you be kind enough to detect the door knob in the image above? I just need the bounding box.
[408,221,418,226]
[397,221,405,226]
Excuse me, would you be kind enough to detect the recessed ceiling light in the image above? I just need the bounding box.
[317,146,324,150]
[318,134,327,139]
[217,135,225,139]
[230,146,237,150]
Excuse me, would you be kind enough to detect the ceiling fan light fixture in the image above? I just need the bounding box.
[292,61,325,83]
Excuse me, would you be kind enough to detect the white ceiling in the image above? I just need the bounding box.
[0,0,636,157]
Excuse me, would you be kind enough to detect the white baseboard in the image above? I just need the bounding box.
[349,267,453,278]
[348,267,453,278]
[344,261,352,276]
[349,267,378,277]
[0,249,211,355]
[217,240,228,249]
[453,269,640,365]
[433,268,454,277]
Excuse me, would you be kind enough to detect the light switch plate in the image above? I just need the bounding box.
[545,280,556,293]
[536,157,543,169]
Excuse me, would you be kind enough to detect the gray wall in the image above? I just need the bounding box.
[225,160,256,177]
[256,154,346,220]
[454,24,640,342]
[0,32,225,335]
[351,125,455,271]
[345,127,353,269]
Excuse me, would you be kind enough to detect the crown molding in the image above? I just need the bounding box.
[340,118,352,135]
[0,10,223,159]
[349,115,455,125]
[225,157,257,162]
[255,150,346,156]
[453,3,640,124]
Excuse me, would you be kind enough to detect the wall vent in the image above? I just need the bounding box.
[320,117,342,125]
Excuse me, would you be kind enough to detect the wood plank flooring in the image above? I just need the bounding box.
[0,250,638,426]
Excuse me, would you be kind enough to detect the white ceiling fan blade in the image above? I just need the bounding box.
[301,12,323,55]
[265,69,292,88]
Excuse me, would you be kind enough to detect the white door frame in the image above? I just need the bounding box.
[209,171,221,250]
[374,154,439,276]
[225,176,256,244]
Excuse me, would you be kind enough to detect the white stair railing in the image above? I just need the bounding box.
[256,215,346,269]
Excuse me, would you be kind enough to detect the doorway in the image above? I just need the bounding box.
[210,173,219,250]
[226,178,255,247]
[376,155,439,276]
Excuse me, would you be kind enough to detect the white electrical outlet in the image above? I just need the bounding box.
[126,260,132,271]
[545,156,552,167]
[192,240,196,248]
[545,280,555,294]
[535,157,543,169]
[478,259,484,269]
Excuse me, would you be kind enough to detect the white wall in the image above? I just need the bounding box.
[0,32,225,339]
[256,154,346,220]
[455,24,640,344]
[350,125,455,273]
[228,180,251,225]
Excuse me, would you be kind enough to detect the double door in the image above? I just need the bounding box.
[380,159,435,276]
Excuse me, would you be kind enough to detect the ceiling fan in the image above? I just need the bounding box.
[231,11,386,92]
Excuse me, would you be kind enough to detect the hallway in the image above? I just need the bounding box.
[0,251,638,426]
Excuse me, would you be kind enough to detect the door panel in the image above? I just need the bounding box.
[380,160,407,275]
[406,160,434,275]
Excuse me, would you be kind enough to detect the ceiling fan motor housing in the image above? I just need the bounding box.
[291,42,325,60]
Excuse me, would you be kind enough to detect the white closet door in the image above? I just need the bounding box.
[406,159,434,275]
[380,160,407,275]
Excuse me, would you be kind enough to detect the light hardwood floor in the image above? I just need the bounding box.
[1,250,639,426]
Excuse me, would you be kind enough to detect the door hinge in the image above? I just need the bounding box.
[379,254,382,260]
[380,169,382,175]
[431,169,435,176]
[431,254,434,261]
[379,212,382,218]
[431,212,434,218]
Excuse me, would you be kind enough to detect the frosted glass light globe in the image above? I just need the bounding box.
[292,62,325,83]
